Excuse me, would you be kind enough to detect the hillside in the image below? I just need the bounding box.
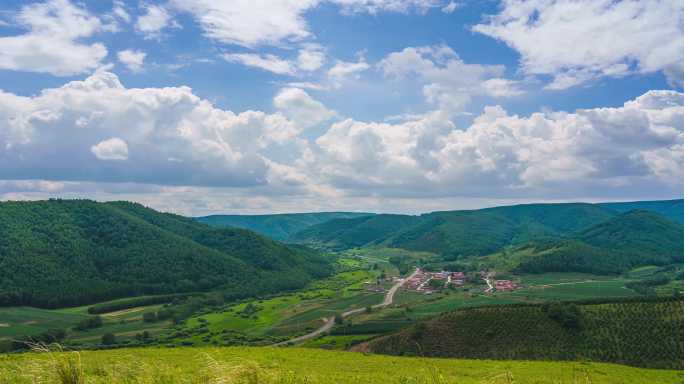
[367,298,684,369]
[516,210,684,274]
[290,214,421,249]
[196,212,373,240]
[292,203,616,256]
[1,346,681,384]
[0,200,331,308]
[599,198,684,224]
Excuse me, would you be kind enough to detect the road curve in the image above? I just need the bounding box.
[273,268,420,347]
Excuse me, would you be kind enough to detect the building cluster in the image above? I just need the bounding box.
[494,280,519,292]
[404,269,466,293]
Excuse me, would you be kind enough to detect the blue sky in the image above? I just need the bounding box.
[0,0,683,215]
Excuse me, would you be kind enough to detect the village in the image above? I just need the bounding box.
[400,269,520,294]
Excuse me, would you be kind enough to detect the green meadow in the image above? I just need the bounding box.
[1,347,682,384]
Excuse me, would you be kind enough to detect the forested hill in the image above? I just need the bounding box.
[366,298,684,369]
[195,212,373,241]
[291,203,615,256]
[516,210,684,274]
[289,214,421,249]
[0,200,332,308]
[598,198,684,224]
[385,203,615,257]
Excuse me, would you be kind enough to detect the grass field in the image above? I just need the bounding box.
[1,347,682,383]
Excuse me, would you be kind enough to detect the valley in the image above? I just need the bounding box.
[2,198,684,381]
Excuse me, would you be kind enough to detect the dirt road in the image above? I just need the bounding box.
[274,268,419,347]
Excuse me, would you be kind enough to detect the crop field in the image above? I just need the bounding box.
[0,307,89,339]
[1,347,682,384]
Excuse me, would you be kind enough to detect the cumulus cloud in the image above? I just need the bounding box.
[136,4,173,39]
[379,45,523,113]
[274,87,335,129]
[117,49,146,73]
[91,137,129,160]
[310,90,684,198]
[297,44,326,71]
[0,71,312,188]
[0,0,107,76]
[2,71,683,212]
[474,0,684,89]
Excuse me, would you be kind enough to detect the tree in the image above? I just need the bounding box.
[143,312,157,323]
[101,333,116,345]
[365,306,373,314]
[334,314,344,325]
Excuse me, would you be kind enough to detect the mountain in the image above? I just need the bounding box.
[516,210,684,274]
[196,212,373,241]
[292,203,615,256]
[0,200,332,308]
[366,298,684,369]
[290,214,421,249]
[386,203,616,257]
[599,198,684,224]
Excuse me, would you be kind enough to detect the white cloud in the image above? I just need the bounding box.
[222,53,296,75]
[2,72,683,212]
[274,87,335,129]
[170,0,316,47]
[441,1,460,14]
[297,44,326,71]
[117,49,146,73]
[327,59,371,87]
[91,137,129,160]
[112,1,131,23]
[170,0,450,48]
[474,0,684,89]
[331,0,445,14]
[379,45,523,113]
[310,90,684,198]
[136,4,173,39]
[0,71,309,188]
[0,0,107,76]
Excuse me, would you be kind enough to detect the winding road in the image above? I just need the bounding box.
[273,268,420,347]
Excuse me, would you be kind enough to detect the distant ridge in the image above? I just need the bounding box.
[196,212,373,241]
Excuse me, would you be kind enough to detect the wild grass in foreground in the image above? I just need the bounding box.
[1,345,682,384]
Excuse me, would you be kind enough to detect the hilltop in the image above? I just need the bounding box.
[0,200,331,308]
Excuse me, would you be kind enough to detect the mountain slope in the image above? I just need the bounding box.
[386,203,617,257]
[599,198,684,224]
[367,298,684,369]
[0,200,331,308]
[290,214,421,249]
[516,210,684,274]
[195,212,373,241]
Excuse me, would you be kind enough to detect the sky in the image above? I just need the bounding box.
[0,0,683,216]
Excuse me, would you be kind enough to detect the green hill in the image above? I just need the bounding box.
[0,200,331,308]
[516,210,684,274]
[292,203,616,256]
[599,198,684,224]
[290,214,421,249]
[196,212,373,241]
[386,203,616,257]
[367,298,684,369]
[1,346,681,383]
